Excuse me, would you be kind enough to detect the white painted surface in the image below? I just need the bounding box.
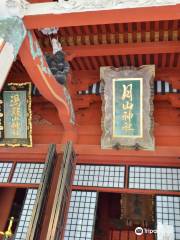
[157,223,174,240]
[0,38,4,48]
[41,27,58,35]
[0,0,29,19]
[51,38,62,54]
[26,0,180,16]
[0,42,14,91]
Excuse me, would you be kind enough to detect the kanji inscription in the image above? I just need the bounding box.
[113,78,143,138]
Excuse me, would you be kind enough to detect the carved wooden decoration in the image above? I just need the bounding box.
[101,65,155,150]
[25,0,180,15]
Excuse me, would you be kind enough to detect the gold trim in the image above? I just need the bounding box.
[112,78,143,138]
[3,90,28,139]
[0,82,32,147]
[0,217,14,238]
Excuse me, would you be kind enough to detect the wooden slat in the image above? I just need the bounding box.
[129,55,135,66]
[91,56,99,69]
[169,53,175,67]
[59,28,69,46]
[168,20,174,41]
[81,57,89,69]
[69,61,75,70]
[73,58,82,70]
[154,21,160,42]
[131,22,137,43]
[161,53,166,67]
[153,54,158,66]
[122,55,127,66]
[114,55,120,67]
[26,144,57,240]
[141,22,146,42]
[76,58,85,70]
[106,55,113,66]
[88,56,96,70]
[70,59,79,70]
[173,53,179,67]
[46,141,75,240]
[88,26,95,45]
[66,27,77,46]
[83,57,93,70]
[177,53,180,68]
[105,24,111,44]
[178,20,180,40]
[98,56,106,66]
[137,54,143,66]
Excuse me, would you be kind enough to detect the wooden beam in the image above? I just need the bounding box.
[24,4,180,29]
[0,144,49,161]
[0,183,39,188]
[64,41,180,60]
[0,144,179,159]
[72,68,180,87]
[72,186,180,196]
[19,31,77,142]
[77,155,180,167]
[74,145,180,158]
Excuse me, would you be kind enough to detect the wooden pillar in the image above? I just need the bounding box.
[19,31,77,143]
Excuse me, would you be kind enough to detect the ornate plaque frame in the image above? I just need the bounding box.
[0,82,32,147]
[101,65,155,150]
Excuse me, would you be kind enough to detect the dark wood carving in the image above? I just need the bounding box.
[111,194,155,230]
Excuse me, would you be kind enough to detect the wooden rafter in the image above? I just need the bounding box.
[64,41,180,60]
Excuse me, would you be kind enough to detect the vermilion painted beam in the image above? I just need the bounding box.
[0,144,48,161]
[19,31,77,142]
[0,183,39,188]
[64,41,180,60]
[72,186,180,196]
[0,144,179,160]
[77,155,180,167]
[72,68,180,89]
[24,4,180,29]
[74,145,180,158]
